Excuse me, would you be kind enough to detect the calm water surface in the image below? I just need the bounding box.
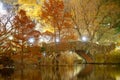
[0,64,120,80]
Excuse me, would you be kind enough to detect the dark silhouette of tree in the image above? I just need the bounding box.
[0,14,14,55]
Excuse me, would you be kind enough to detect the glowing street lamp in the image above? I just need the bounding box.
[69,51,73,54]
[56,37,60,43]
[39,38,44,42]
[81,36,89,42]
[43,51,46,56]
[8,36,13,40]
[28,37,35,44]
[107,23,111,26]
[8,35,13,57]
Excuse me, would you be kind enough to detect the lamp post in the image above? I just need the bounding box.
[28,37,35,46]
[8,36,13,57]
[81,36,89,42]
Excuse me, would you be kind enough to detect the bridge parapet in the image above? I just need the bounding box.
[43,41,115,54]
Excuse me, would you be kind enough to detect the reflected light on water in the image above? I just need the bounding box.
[73,65,85,76]
[1,63,120,80]
[116,76,120,80]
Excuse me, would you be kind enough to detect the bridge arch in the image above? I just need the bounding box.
[44,41,115,63]
[75,50,93,63]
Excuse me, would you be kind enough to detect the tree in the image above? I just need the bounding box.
[12,9,40,64]
[60,26,78,42]
[18,0,43,21]
[41,0,74,44]
[41,0,76,65]
[0,13,14,55]
[41,30,54,43]
[66,0,120,43]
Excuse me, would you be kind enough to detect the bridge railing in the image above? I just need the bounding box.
[42,41,115,55]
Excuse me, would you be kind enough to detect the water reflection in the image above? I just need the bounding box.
[0,68,14,80]
[38,64,86,80]
[1,64,120,80]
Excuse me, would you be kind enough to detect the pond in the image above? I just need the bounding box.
[0,64,120,80]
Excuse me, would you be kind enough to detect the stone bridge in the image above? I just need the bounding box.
[42,41,115,63]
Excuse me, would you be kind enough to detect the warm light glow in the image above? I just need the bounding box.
[69,51,73,54]
[96,42,99,44]
[8,36,13,40]
[74,26,77,28]
[115,46,120,50]
[108,23,111,26]
[43,52,46,56]
[35,23,54,33]
[39,35,52,43]
[116,76,120,80]
[18,0,44,20]
[44,26,54,33]
[17,0,55,34]
[39,38,44,42]
[18,0,36,4]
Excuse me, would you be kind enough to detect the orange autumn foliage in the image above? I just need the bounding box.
[41,0,76,42]
[13,9,40,42]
